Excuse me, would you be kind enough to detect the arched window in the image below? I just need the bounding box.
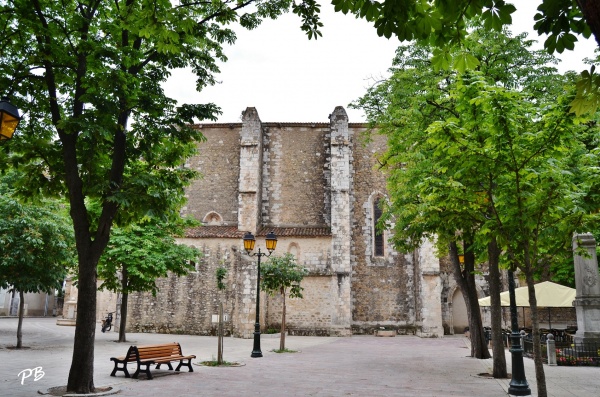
[373,198,384,257]
[203,211,223,225]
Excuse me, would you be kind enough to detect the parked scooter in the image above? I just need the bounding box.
[101,312,114,333]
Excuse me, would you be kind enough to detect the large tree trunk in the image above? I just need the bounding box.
[449,241,491,359]
[217,302,224,364]
[62,117,124,393]
[118,267,128,343]
[280,287,286,351]
[16,290,24,349]
[487,238,507,378]
[576,0,600,48]
[525,269,547,397]
[67,254,98,393]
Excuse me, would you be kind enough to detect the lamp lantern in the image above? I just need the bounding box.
[243,231,256,253]
[0,96,21,141]
[265,231,277,253]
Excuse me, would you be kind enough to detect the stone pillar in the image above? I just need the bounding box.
[238,107,263,234]
[572,233,600,344]
[546,334,557,366]
[237,108,264,338]
[328,106,352,334]
[57,277,78,326]
[417,238,444,337]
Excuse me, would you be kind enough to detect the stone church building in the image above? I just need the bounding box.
[126,106,472,338]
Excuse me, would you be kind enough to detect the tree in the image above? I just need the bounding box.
[216,266,227,365]
[332,0,596,53]
[97,220,200,342]
[353,28,599,396]
[0,0,322,393]
[424,70,594,397]
[354,26,564,363]
[0,187,75,348]
[333,1,600,115]
[261,253,307,351]
[455,77,598,396]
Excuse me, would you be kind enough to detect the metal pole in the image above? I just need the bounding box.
[251,248,263,358]
[507,269,531,396]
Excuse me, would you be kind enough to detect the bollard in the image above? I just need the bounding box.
[547,333,557,366]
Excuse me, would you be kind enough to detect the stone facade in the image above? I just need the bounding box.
[0,288,58,317]
[126,106,467,338]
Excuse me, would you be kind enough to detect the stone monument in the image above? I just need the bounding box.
[572,233,600,345]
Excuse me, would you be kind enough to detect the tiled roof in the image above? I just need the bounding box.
[191,122,369,129]
[185,226,246,238]
[184,225,331,238]
[257,226,331,237]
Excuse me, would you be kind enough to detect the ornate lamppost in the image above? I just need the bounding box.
[507,268,531,395]
[243,230,277,358]
[0,96,21,141]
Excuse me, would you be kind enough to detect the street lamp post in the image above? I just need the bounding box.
[507,268,531,396]
[0,96,21,141]
[243,230,277,358]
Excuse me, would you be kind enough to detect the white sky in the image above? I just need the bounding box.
[163,3,598,123]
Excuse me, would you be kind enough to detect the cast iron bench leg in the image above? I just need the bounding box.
[110,361,131,378]
[175,359,193,372]
[133,363,153,380]
[156,362,173,370]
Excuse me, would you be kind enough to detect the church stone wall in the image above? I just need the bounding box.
[125,107,446,338]
[183,125,240,224]
[262,124,330,227]
[266,276,347,336]
[265,236,354,336]
[128,238,256,337]
[349,130,417,334]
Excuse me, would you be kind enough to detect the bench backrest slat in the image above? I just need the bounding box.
[117,342,185,364]
[134,343,183,362]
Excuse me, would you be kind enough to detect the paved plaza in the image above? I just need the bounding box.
[1,317,599,396]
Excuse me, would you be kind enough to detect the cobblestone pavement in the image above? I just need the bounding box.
[1,317,599,396]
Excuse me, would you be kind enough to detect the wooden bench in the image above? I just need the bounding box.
[110,342,196,380]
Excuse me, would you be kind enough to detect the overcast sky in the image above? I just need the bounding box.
[163,3,598,123]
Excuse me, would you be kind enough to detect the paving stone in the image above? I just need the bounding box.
[1,318,599,397]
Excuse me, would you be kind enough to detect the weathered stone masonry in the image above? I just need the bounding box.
[127,106,457,338]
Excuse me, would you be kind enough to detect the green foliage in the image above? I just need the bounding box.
[216,266,228,291]
[261,253,308,299]
[352,27,600,281]
[0,0,324,252]
[0,0,321,391]
[0,182,75,294]
[534,0,592,53]
[333,0,600,116]
[571,64,600,116]
[97,220,201,295]
[332,0,591,55]
[199,359,240,366]
[272,348,298,353]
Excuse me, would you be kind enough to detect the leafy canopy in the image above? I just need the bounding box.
[0,181,75,294]
[353,27,600,279]
[333,1,600,115]
[331,0,592,53]
[261,253,308,298]
[97,220,201,295]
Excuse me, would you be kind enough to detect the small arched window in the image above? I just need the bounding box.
[373,198,384,257]
[203,211,223,225]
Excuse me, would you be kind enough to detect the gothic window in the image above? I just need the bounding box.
[373,198,384,257]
